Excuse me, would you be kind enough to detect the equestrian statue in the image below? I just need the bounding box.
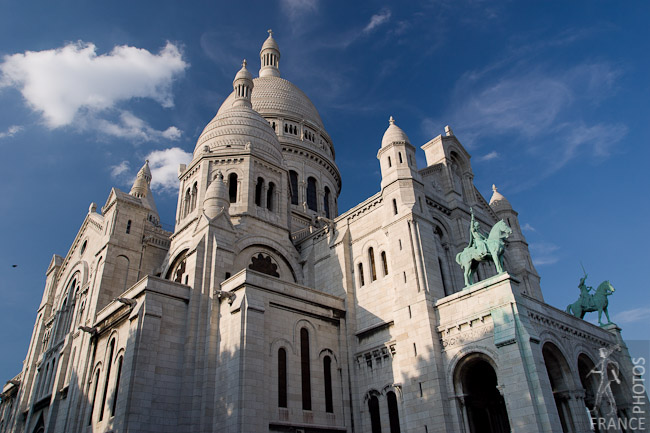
[566,273,615,326]
[455,208,512,287]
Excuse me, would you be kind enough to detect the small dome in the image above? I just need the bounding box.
[261,29,280,53]
[489,184,513,211]
[204,171,229,218]
[381,116,410,148]
[234,59,253,82]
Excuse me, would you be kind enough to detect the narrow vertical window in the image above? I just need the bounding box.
[184,189,191,217]
[278,348,287,408]
[387,391,401,433]
[126,220,131,234]
[324,356,333,413]
[392,199,398,215]
[307,177,317,211]
[191,182,198,210]
[398,152,403,164]
[88,369,100,425]
[111,356,123,417]
[300,328,311,410]
[228,173,238,203]
[369,395,382,433]
[439,258,449,296]
[255,177,264,207]
[324,186,331,218]
[369,248,377,281]
[388,156,392,167]
[267,182,275,211]
[290,170,299,205]
[381,252,389,276]
[358,263,365,287]
[99,340,115,421]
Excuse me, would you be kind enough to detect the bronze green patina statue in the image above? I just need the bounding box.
[456,208,512,287]
[566,274,615,326]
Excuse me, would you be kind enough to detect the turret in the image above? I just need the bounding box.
[259,29,280,78]
[232,60,254,108]
[129,160,159,225]
[377,116,420,190]
[203,171,230,219]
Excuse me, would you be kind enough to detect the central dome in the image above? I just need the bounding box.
[217,76,324,130]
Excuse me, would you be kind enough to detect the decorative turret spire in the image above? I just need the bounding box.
[259,29,281,78]
[232,59,254,108]
[489,184,512,211]
[381,115,410,148]
[130,160,159,224]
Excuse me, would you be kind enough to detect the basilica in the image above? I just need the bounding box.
[0,31,646,433]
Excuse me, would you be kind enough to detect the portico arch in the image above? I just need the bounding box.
[453,353,510,433]
[542,342,576,432]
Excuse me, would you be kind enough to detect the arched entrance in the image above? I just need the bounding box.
[455,354,511,433]
[542,342,576,432]
[578,354,601,432]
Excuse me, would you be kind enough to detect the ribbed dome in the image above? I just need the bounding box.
[381,116,410,148]
[489,184,513,212]
[194,106,282,164]
[217,76,324,129]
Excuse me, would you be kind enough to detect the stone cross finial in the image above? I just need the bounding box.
[492,184,497,193]
[268,29,273,37]
[242,59,247,68]
[389,116,395,125]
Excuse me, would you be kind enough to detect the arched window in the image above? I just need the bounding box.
[392,199,398,215]
[289,171,299,205]
[300,328,311,410]
[190,182,198,211]
[284,124,288,133]
[387,391,401,433]
[267,182,275,211]
[324,356,333,413]
[111,356,123,417]
[278,348,287,408]
[369,248,377,281]
[381,252,389,276]
[307,177,317,211]
[228,173,238,203]
[368,395,382,433]
[99,340,115,421]
[358,263,365,287]
[88,368,100,425]
[255,177,264,207]
[183,188,191,217]
[324,187,331,218]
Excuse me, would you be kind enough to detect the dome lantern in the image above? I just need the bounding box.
[259,29,281,78]
[232,60,254,108]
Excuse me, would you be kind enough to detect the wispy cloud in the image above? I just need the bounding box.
[363,9,392,34]
[614,307,650,324]
[529,242,559,266]
[0,41,187,141]
[280,0,318,20]
[475,150,499,162]
[0,125,22,139]
[110,161,130,178]
[90,111,182,142]
[521,223,536,232]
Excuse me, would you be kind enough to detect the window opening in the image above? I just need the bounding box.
[324,356,333,413]
[255,177,264,207]
[369,247,377,281]
[368,395,382,433]
[126,220,131,234]
[387,391,401,433]
[99,340,115,421]
[290,171,299,205]
[324,186,331,218]
[393,199,398,215]
[358,263,365,287]
[88,369,100,425]
[267,182,275,211]
[381,251,389,276]
[111,356,123,417]
[278,348,287,408]
[228,173,238,203]
[300,328,312,410]
[307,177,317,211]
[398,152,403,163]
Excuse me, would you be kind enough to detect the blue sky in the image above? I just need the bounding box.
[1,1,649,381]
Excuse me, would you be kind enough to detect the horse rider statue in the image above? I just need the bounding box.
[578,274,595,310]
[468,209,489,257]
[566,274,616,326]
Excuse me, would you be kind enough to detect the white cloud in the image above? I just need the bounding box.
[110,161,130,178]
[529,242,559,266]
[91,111,182,142]
[145,147,192,192]
[0,41,188,136]
[614,307,650,324]
[476,150,499,162]
[0,125,22,139]
[364,9,392,34]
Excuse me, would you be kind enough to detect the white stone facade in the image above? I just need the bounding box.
[1,32,647,433]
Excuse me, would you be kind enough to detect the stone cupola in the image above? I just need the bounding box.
[378,116,420,190]
[259,29,281,78]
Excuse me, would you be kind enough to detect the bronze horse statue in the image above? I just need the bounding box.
[566,280,615,326]
[455,220,512,287]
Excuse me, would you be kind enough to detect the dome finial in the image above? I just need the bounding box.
[492,184,497,193]
[232,59,254,108]
[389,116,395,125]
[268,29,273,37]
